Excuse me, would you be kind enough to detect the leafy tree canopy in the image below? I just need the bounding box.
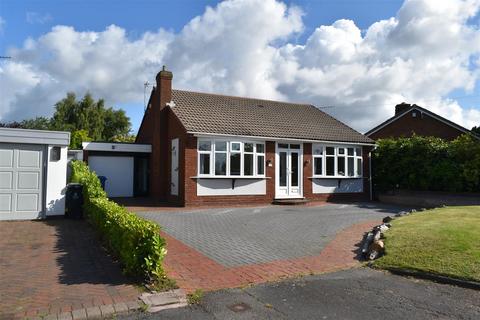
[472,126,480,136]
[0,92,133,148]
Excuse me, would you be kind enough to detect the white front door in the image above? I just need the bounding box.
[275,143,303,199]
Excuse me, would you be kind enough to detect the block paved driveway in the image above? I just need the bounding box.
[0,219,140,319]
[139,202,409,292]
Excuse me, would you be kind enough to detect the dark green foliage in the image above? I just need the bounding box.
[70,161,168,282]
[0,92,131,146]
[0,117,51,130]
[472,126,480,136]
[373,134,480,192]
[50,92,131,141]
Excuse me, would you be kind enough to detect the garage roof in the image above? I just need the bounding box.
[0,128,70,146]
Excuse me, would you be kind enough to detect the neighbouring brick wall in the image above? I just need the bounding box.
[369,110,465,141]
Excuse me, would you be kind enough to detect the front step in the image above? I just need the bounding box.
[272,198,309,205]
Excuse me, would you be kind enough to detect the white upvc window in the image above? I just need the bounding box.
[197,139,266,177]
[312,144,363,178]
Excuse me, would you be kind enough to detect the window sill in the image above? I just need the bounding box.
[191,176,271,179]
[308,176,363,179]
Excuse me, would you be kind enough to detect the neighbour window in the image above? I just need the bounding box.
[312,144,363,178]
[198,139,266,177]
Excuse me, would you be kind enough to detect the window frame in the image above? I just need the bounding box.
[197,139,266,178]
[312,144,363,178]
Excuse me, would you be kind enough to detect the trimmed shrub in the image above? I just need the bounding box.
[70,160,167,281]
[372,134,480,193]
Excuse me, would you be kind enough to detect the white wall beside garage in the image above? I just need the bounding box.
[88,156,134,197]
[46,146,68,216]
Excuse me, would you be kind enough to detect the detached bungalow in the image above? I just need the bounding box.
[119,67,374,206]
[366,102,474,141]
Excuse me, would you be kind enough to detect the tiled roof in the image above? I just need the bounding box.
[170,90,374,144]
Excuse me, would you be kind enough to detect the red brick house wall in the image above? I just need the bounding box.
[369,110,465,141]
[136,68,373,206]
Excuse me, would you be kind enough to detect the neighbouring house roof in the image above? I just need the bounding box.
[365,104,473,138]
[170,90,374,144]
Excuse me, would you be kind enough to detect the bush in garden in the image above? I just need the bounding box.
[372,134,480,193]
[70,160,168,282]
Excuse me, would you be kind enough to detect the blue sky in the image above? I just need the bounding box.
[1,0,479,132]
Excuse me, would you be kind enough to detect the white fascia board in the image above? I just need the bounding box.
[189,132,375,146]
[82,142,152,153]
[0,127,70,146]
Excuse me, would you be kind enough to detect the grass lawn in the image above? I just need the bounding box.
[374,206,480,282]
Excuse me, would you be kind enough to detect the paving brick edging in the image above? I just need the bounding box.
[162,219,381,293]
[28,300,141,320]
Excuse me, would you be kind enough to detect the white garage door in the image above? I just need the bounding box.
[88,156,134,197]
[0,143,45,220]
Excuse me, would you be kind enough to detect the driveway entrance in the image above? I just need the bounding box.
[138,202,407,291]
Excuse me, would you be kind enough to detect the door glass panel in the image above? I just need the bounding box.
[291,152,299,187]
[279,152,287,187]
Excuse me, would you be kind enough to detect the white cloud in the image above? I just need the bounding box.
[1,0,480,132]
[26,12,52,25]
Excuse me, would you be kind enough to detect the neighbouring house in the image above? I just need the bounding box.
[366,102,474,141]
[125,67,375,206]
[0,127,70,220]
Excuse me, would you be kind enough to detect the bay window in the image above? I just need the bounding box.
[198,139,266,177]
[312,144,363,178]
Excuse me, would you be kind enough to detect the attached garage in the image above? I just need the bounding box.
[82,142,151,198]
[0,128,70,220]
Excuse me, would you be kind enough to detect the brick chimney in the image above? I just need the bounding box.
[156,65,173,110]
[395,102,412,115]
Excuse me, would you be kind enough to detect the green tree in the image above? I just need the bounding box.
[70,130,92,149]
[472,126,480,136]
[50,92,131,141]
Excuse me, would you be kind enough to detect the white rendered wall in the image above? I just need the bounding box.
[88,156,134,197]
[46,146,68,216]
[312,178,363,194]
[197,179,266,196]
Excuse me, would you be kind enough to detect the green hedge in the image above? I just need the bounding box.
[70,161,167,281]
[372,134,480,192]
